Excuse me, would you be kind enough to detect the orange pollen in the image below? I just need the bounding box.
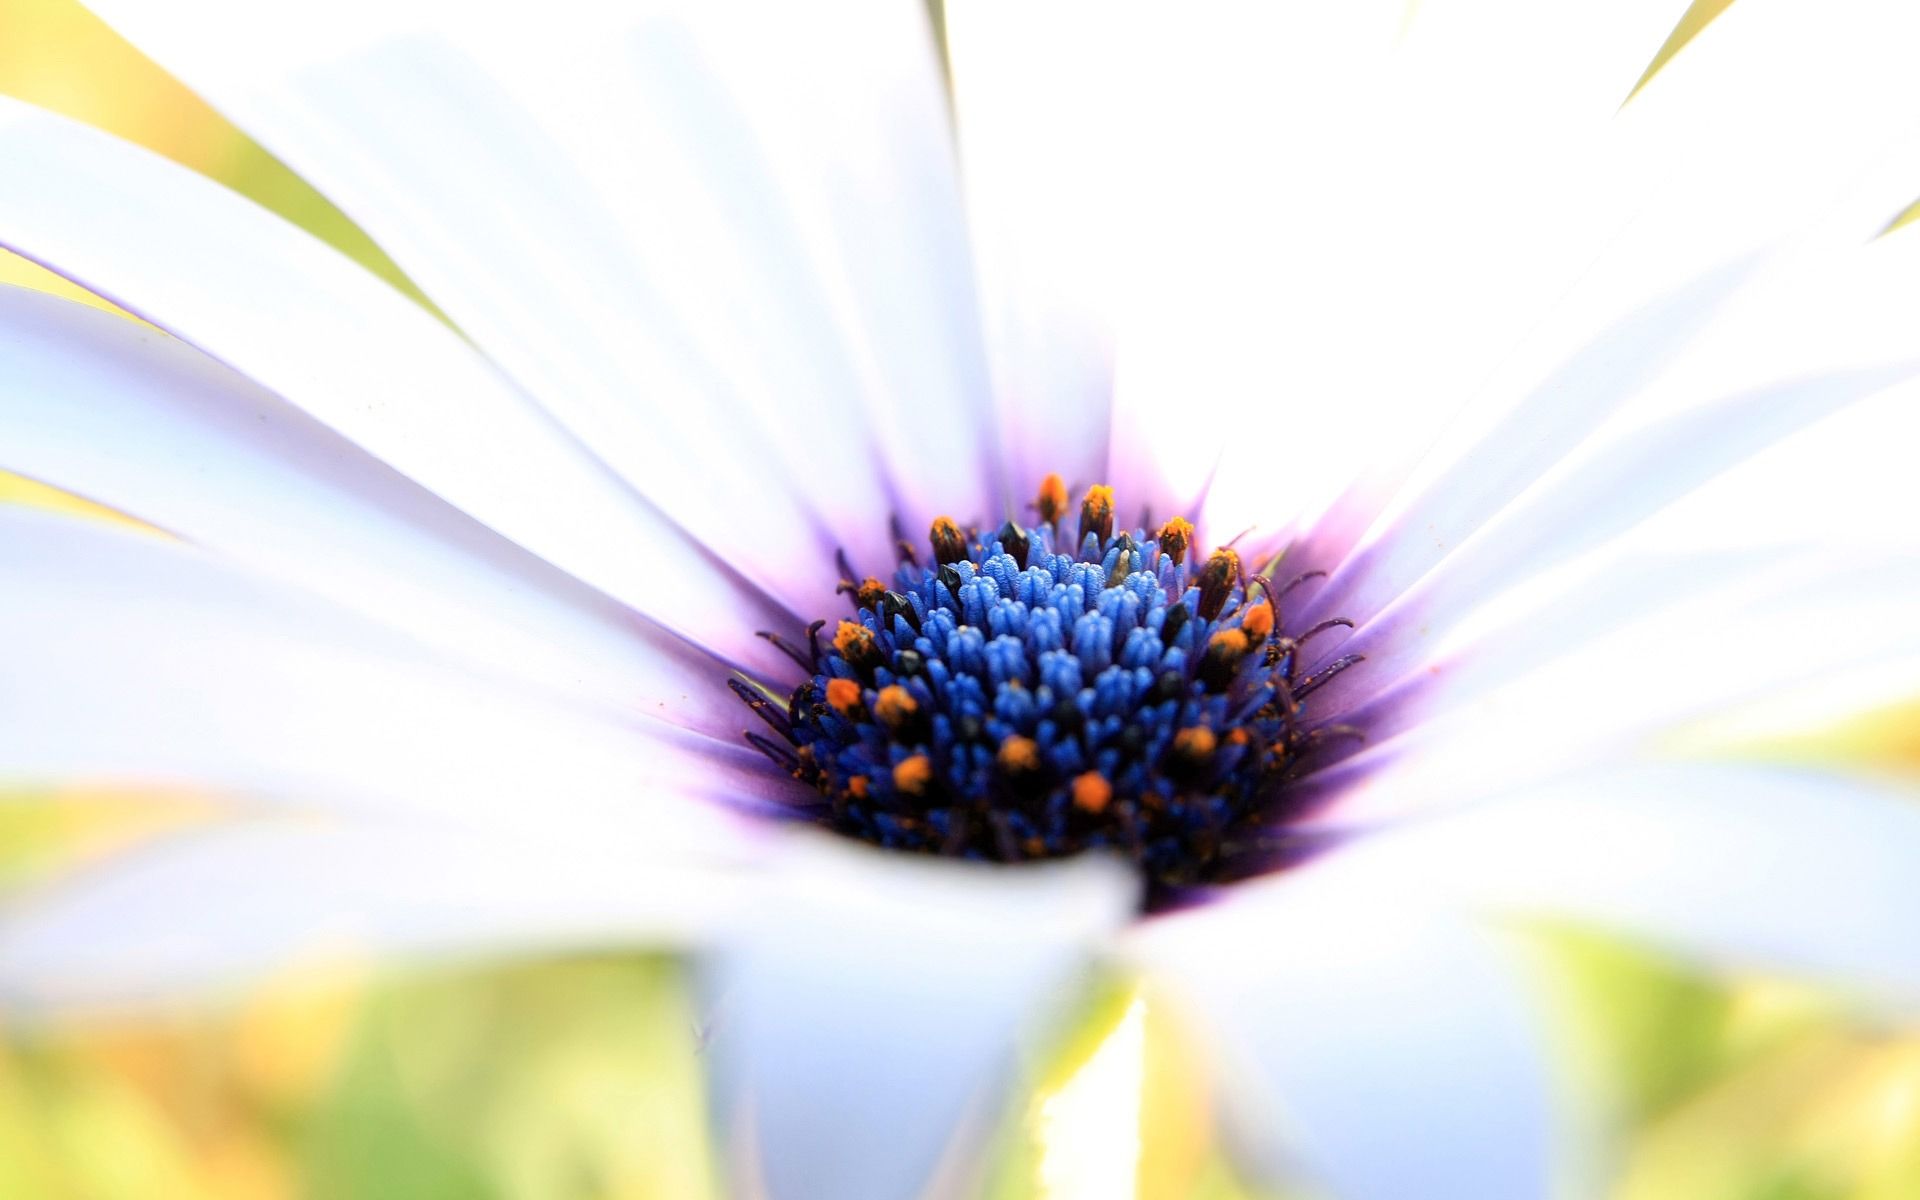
[1201,548,1240,584]
[1208,628,1251,657]
[929,516,967,565]
[1173,726,1218,759]
[855,577,885,608]
[1196,548,1242,620]
[997,735,1040,772]
[833,620,878,665]
[847,774,870,800]
[1071,771,1113,814]
[1240,599,1274,641]
[1079,484,1115,543]
[1157,517,1194,566]
[893,755,934,795]
[874,685,918,728]
[824,677,863,714]
[1035,473,1069,525]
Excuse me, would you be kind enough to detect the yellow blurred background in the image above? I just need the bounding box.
[3,1,1920,1197]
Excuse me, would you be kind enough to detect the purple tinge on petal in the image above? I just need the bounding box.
[1273,358,1920,791]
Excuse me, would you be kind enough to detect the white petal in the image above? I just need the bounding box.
[0,284,751,732]
[943,0,1147,497]
[1397,0,1684,128]
[1033,2,1409,523]
[1303,763,1920,1002]
[73,2,1000,593]
[1566,0,1920,326]
[1304,364,1920,719]
[1418,367,1920,626]
[0,96,799,672]
[0,506,780,840]
[1295,258,1758,633]
[1284,227,1920,750]
[703,839,1133,1200]
[1104,2,1685,538]
[0,817,741,1016]
[1459,0,1920,455]
[1298,548,1920,831]
[1261,0,1920,589]
[1357,0,1920,562]
[1130,878,1554,1200]
[1295,221,1920,709]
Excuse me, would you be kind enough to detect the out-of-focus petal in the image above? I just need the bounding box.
[0,505,784,836]
[0,285,753,730]
[703,840,1133,1200]
[0,818,742,1017]
[1129,876,1553,1200]
[1303,763,1920,1002]
[0,96,799,673]
[74,1,1000,594]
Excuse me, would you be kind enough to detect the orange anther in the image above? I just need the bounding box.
[1079,484,1115,545]
[893,754,934,795]
[825,677,863,714]
[833,620,881,671]
[1035,474,1069,525]
[930,516,968,565]
[1071,771,1113,814]
[874,684,919,728]
[1196,548,1241,621]
[1240,598,1274,642]
[1173,726,1218,759]
[997,735,1040,772]
[1156,517,1194,566]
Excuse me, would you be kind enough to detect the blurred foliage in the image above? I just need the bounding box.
[1,957,717,1200]
[6,0,1920,1196]
[1544,933,1920,1200]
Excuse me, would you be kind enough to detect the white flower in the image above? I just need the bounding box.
[4,1,1920,1196]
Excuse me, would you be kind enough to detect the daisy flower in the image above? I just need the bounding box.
[5,1,1920,1196]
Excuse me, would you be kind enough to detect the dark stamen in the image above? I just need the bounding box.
[745,732,800,771]
[1296,616,1356,647]
[994,520,1031,569]
[756,629,816,673]
[729,677,796,742]
[1293,653,1365,699]
[1274,568,1328,600]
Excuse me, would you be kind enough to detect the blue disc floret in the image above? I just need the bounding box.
[734,476,1365,899]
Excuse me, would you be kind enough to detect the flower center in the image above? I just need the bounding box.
[733,476,1363,902]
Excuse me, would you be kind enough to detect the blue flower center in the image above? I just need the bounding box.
[734,477,1363,901]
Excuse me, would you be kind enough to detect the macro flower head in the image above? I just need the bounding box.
[6,1,1920,1197]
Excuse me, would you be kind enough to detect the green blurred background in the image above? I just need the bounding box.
[3,1,1920,1196]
